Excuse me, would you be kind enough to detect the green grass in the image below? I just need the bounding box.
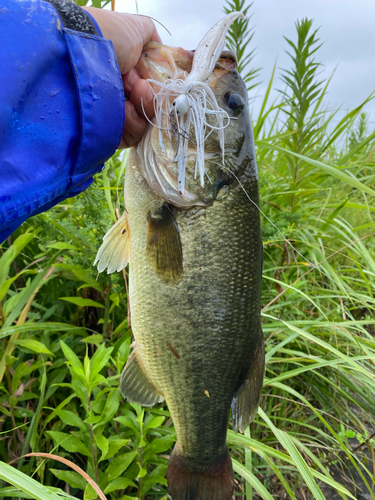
[0,1,374,499]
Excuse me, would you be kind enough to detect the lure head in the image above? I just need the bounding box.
[172,94,190,116]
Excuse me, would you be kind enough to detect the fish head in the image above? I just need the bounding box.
[134,43,257,207]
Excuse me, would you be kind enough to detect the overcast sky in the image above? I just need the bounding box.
[109,0,375,126]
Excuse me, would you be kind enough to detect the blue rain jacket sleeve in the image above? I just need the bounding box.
[0,0,125,243]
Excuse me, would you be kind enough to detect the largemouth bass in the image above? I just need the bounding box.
[95,15,264,500]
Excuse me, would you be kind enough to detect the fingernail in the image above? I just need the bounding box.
[145,85,154,103]
[123,69,139,93]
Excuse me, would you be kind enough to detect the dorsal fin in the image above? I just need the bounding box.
[94,212,130,274]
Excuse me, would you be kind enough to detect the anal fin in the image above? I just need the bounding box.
[120,347,164,407]
[232,334,265,433]
[94,211,130,274]
[146,203,183,284]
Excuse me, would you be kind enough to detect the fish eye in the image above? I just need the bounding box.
[224,92,244,115]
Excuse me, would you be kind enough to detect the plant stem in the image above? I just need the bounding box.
[138,446,143,500]
[88,396,99,485]
[244,426,252,500]
[103,284,111,337]
[18,363,47,470]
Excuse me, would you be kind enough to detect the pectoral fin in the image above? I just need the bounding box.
[146,203,183,283]
[94,212,130,274]
[120,347,164,407]
[232,334,265,433]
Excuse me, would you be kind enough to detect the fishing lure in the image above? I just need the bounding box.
[148,12,244,195]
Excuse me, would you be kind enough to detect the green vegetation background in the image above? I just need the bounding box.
[0,1,374,499]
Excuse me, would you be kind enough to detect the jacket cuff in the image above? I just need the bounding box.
[84,10,103,37]
[62,27,125,196]
[43,0,100,35]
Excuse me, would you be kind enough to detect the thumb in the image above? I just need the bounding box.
[83,8,162,74]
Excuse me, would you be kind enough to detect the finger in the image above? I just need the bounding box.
[150,23,162,43]
[83,9,161,75]
[114,14,161,74]
[130,79,155,121]
[122,69,141,96]
[133,14,162,46]
[118,100,147,149]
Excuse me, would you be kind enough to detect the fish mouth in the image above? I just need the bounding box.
[136,42,194,82]
[136,42,237,84]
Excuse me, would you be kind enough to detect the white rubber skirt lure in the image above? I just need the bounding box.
[148,12,244,195]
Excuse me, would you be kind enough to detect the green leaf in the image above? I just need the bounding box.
[96,389,121,426]
[15,339,53,356]
[143,437,175,463]
[49,469,87,490]
[258,408,326,500]
[95,434,109,461]
[102,161,117,222]
[46,431,91,457]
[91,0,102,8]
[110,292,120,307]
[0,234,34,285]
[81,334,103,346]
[105,451,138,482]
[0,461,62,500]
[84,483,97,500]
[338,129,375,165]
[46,408,86,430]
[115,415,140,435]
[84,413,102,425]
[46,242,77,250]
[60,341,84,373]
[0,487,32,498]
[105,438,130,461]
[0,270,36,302]
[43,394,76,426]
[89,344,114,382]
[60,297,104,308]
[54,263,102,292]
[70,377,89,410]
[253,60,277,140]
[0,322,85,340]
[143,416,165,432]
[137,467,147,479]
[104,478,136,494]
[3,265,55,328]
[140,465,167,496]
[257,141,375,197]
[233,459,275,500]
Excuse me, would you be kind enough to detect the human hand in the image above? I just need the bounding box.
[83,8,161,148]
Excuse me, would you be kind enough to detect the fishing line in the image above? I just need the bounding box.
[210,160,349,293]
[136,14,172,36]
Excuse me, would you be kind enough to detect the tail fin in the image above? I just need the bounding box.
[167,445,234,500]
